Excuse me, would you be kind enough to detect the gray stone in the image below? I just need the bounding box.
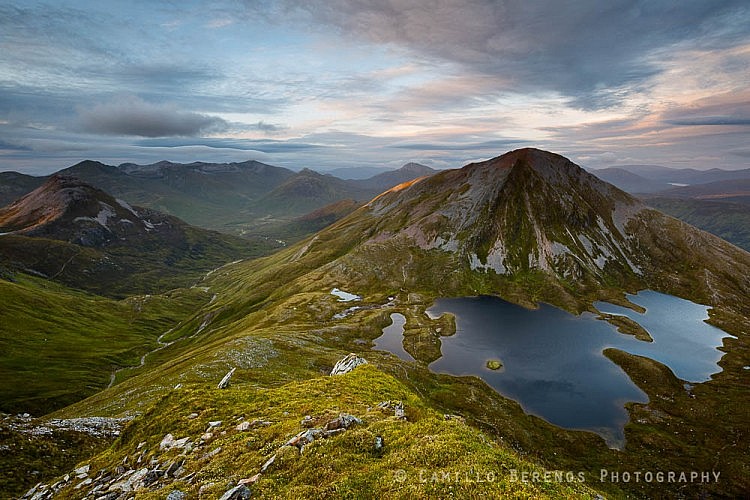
[95,492,120,500]
[374,435,384,454]
[165,459,184,478]
[218,484,251,500]
[394,402,406,420]
[143,469,163,485]
[330,353,368,375]
[217,367,236,389]
[160,433,191,450]
[166,490,186,500]
[74,464,90,476]
[260,454,276,473]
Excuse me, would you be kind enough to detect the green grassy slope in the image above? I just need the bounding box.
[48,364,599,499]
[0,274,210,415]
[644,197,750,251]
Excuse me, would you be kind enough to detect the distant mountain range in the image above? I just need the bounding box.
[586,164,750,251]
[589,164,750,193]
[0,161,438,241]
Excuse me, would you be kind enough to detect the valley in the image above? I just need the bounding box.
[1,149,749,498]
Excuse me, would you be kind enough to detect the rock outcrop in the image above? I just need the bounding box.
[330,353,368,375]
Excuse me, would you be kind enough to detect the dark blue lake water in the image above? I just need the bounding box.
[374,291,732,447]
[373,313,415,362]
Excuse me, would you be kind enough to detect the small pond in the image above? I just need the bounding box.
[373,313,415,362]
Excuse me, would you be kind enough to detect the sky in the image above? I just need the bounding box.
[1,0,749,175]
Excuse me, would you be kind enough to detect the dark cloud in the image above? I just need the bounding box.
[665,116,750,126]
[660,92,750,127]
[0,139,31,152]
[78,96,229,137]
[255,121,285,133]
[269,0,750,109]
[134,137,322,153]
[392,139,529,151]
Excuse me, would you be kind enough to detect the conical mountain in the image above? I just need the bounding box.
[290,148,749,311]
[354,162,437,191]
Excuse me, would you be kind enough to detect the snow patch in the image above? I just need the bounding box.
[427,235,459,252]
[469,248,507,274]
[331,288,361,302]
[578,234,594,255]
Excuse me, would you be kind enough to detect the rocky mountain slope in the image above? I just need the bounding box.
[292,148,749,314]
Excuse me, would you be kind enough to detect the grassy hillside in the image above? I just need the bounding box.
[644,197,750,251]
[46,365,599,499]
[0,274,210,415]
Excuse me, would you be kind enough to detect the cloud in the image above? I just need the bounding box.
[134,137,321,153]
[77,95,229,137]
[660,91,750,127]
[665,116,750,126]
[392,139,528,151]
[268,0,750,109]
[255,121,286,133]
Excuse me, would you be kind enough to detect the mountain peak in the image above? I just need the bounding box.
[364,149,641,280]
[400,162,433,173]
[0,175,154,245]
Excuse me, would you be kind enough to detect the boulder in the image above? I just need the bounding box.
[330,353,368,375]
[217,367,236,389]
[324,413,362,431]
[219,484,252,500]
